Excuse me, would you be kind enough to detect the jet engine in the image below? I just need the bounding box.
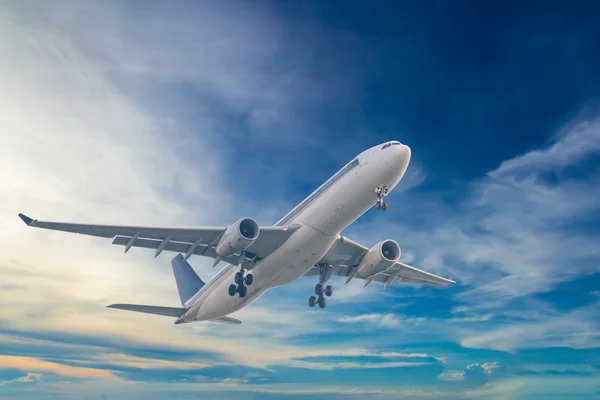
[356,240,401,278]
[215,217,260,258]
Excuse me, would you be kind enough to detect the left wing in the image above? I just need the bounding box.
[18,213,299,265]
[306,235,455,288]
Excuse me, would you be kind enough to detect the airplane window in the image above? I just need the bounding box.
[392,142,401,146]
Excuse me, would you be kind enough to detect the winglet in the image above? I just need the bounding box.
[18,213,34,226]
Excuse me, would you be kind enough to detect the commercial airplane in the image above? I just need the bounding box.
[19,141,455,325]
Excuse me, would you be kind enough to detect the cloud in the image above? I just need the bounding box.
[342,112,600,351]
[0,372,42,385]
[306,349,433,359]
[337,313,403,328]
[463,364,488,386]
[437,370,464,381]
[0,355,120,381]
[285,360,429,371]
[0,0,369,375]
[335,313,430,329]
[283,349,440,371]
[1,2,600,398]
[489,116,600,179]
[87,354,216,370]
[460,299,600,351]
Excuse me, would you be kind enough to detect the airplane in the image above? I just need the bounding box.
[18,140,455,325]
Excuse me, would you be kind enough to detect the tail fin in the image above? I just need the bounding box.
[171,254,205,306]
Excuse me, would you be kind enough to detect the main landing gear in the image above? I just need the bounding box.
[375,185,389,211]
[309,263,333,309]
[308,283,333,309]
[228,253,254,298]
[228,270,253,298]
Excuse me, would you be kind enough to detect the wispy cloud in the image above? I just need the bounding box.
[0,372,42,386]
[1,1,600,399]
[0,355,120,381]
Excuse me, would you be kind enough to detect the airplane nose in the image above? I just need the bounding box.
[394,144,411,171]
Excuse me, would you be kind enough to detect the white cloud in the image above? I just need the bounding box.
[0,372,42,385]
[337,313,405,328]
[490,117,600,179]
[0,1,372,373]
[460,300,600,351]
[284,359,429,371]
[481,362,501,375]
[437,370,464,381]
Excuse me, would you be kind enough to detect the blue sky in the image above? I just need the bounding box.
[1,1,600,399]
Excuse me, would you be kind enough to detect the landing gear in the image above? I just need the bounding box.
[315,283,323,296]
[228,284,237,296]
[375,185,389,211]
[318,296,327,309]
[235,271,244,285]
[308,263,334,309]
[229,271,253,297]
[229,253,254,297]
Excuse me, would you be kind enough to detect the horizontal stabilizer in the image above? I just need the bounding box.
[107,304,185,317]
[210,316,242,325]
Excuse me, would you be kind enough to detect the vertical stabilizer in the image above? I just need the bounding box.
[171,254,205,306]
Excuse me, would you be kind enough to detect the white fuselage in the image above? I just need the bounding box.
[183,141,412,322]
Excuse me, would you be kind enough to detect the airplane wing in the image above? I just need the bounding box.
[18,213,299,265]
[305,235,455,288]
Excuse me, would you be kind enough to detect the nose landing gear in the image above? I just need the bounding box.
[375,186,389,211]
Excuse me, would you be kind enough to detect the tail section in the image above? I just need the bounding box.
[171,253,205,306]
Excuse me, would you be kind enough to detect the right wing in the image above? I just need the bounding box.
[18,213,299,266]
[308,235,455,288]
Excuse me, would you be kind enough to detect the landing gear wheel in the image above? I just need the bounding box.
[235,271,244,284]
[375,185,389,211]
[324,285,333,297]
[308,296,317,307]
[245,273,254,286]
[318,296,327,309]
[228,284,237,296]
[238,285,247,298]
[315,283,323,296]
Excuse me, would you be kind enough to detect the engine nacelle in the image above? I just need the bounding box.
[356,240,401,278]
[215,217,260,258]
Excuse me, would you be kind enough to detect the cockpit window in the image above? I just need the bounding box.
[381,143,390,150]
[391,142,401,146]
